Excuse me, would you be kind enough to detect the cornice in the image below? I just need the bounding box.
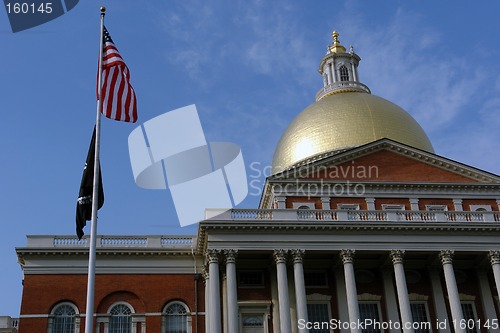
[260,139,500,208]
[196,220,500,252]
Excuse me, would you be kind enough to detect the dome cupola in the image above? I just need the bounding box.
[271,30,434,174]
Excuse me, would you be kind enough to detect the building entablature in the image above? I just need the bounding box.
[260,139,500,208]
[16,235,202,275]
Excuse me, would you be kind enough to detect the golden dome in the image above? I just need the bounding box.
[271,92,434,174]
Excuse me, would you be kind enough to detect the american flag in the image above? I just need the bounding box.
[98,26,138,123]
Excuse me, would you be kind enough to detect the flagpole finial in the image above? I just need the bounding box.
[100,6,106,13]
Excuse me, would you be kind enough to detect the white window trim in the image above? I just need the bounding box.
[162,301,192,333]
[47,302,80,333]
[337,204,360,211]
[470,205,492,212]
[238,301,270,333]
[425,205,448,211]
[382,204,405,211]
[460,300,479,333]
[106,302,135,333]
[307,300,333,332]
[410,301,433,333]
[358,300,383,332]
[293,202,315,209]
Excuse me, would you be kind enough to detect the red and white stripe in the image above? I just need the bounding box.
[98,27,138,123]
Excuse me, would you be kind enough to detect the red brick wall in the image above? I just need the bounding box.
[417,198,454,211]
[286,197,322,209]
[304,150,478,183]
[462,199,499,211]
[19,273,204,333]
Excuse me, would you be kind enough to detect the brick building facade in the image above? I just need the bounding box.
[15,31,500,333]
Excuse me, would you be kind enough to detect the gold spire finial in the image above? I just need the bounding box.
[329,29,346,53]
[332,30,339,43]
[100,6,106,13]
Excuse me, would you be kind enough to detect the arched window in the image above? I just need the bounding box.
[109,303,133,333]
[49,302,79,333]
[339,65,349,81]
[163,301,191,333]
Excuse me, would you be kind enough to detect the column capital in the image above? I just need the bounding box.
[202,266,209,281]
[340,249,356,264]
[224,249,238,264]
[206,249,221,264]
[291,249,305,264]
[489,250,500,265]
[439,250,454,265]
[274,249,289,264]
[390,250,405,265]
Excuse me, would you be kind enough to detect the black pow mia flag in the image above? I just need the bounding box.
[76,127,104,239]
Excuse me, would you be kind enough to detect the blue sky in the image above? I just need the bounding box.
[2,0,500,317]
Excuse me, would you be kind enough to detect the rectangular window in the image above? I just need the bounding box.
[425,205,448,211]
[306,303,330,333]
[337,204,360,211]
[382,204,405,211]
[410,302,431,333]
[359,302,382,333]
[238,271,264,287]
[461,302,479,333]
[304,272,328,288]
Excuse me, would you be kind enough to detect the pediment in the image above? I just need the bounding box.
[269,139,500,184]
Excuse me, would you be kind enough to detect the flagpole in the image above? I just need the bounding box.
[84,7,106,333]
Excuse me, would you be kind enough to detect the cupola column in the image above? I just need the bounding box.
[331,59,337,83]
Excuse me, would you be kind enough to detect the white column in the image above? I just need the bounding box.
[276,196,286,209]
[332,58,337,83]
[381,268,402,333]
[292,250,308,333]
[274,249,292,333]
[409,198,419,211]
[453,199,463,211]
[489,251,500,296]
[225,249,239,333]
[429,269,450,333]
[439,250,465,333]
[203,269,210,333]
[390,250,413,333]
[477,270,500,332]
[222,273,227,333]
[207,249,221,333]
[321,197,331,210]
[340,249,360,333]
[365,198,375,210]
[350,60,357,81]
[335,267,349,333]
[326,63,332,85]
